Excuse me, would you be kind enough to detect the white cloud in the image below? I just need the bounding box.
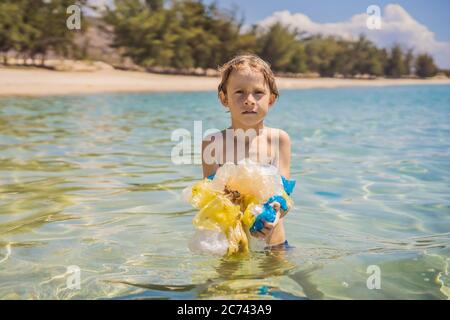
[256,4,450,69]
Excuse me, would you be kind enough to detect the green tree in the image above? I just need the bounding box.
[101,0,441,79]
[105,0,175,68]
[386,45,406,77]
[145,0,164,11]
[258,23,300,72]
[350,35,385,76]
[105,0,252,70]
[304,35,344,76]
[28,0,87,64]
[0,1,25,64]
[285,42,307,73]
[403,49,413,76]
[415,54,438,78]
[0,0,88,66]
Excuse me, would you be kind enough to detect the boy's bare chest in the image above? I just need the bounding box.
[219,134,278,166]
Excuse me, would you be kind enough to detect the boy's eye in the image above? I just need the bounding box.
[235,90,243,94]
[255,91,265,94]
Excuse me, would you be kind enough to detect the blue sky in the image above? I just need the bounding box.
[202,0,450,68]
[204,0,450,42]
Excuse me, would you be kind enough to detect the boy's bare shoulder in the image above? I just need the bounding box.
[266,127,291,144]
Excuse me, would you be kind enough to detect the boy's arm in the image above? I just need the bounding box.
[251,130,292,239]
[202,137,219,179]
[277,130,292,218]
[278,129,291,179]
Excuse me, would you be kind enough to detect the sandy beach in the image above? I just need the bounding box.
[1,67,449,97]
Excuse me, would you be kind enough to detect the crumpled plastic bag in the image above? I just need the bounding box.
[188,229,229,256]
[183,159,295,256]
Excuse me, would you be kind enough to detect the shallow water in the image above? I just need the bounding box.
[0,85,449,299]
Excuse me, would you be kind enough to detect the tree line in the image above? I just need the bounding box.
[0,0,88,66]
[0,0,443,78]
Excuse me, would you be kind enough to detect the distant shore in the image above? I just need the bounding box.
[1,67,449,97]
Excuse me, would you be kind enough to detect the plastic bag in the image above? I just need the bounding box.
[183,160,295,255]
[188,229,229,256]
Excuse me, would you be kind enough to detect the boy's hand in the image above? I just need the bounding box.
[250,202,281,239]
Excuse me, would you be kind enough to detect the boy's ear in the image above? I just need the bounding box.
[268,93,276,108]
[219,91,228,107]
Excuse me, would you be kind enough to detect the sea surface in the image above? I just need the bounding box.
[0,85,449,299]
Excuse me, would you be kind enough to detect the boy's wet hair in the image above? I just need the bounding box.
[218,54,279,101]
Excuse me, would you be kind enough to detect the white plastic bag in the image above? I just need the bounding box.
[188,229,229,256]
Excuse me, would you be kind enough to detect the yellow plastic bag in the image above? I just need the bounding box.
[183,160,294,256]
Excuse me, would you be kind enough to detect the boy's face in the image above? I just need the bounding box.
[220,67,275,128]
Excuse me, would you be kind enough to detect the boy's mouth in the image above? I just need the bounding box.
[242,111,257,114]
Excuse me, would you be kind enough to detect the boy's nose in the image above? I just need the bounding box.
[244,95,256,106]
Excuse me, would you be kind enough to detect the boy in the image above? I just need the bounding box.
[201,54,293,249]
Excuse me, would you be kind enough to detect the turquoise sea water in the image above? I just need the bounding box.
[0,85,449,299]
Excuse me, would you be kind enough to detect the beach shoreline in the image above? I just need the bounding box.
[1,67,449,97]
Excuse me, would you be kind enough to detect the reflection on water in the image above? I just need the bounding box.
[0,86,449,299]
